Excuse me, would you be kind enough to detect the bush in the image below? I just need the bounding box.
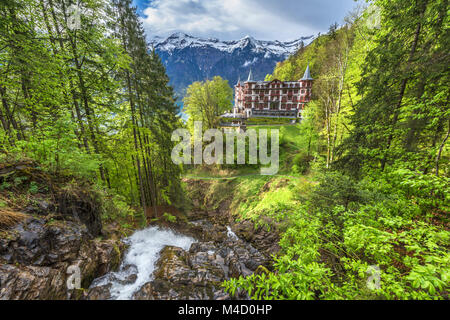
[100,191,135,221]
[162,212,177,223]
[291,151,313,174]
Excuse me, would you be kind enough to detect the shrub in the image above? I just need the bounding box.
[291,151,313,174]
[162,212,177,223]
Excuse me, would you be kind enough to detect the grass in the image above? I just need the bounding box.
[229,175,315,230]
[185,169,315,231]
[0,208,27,230]
[246,118,296,125]
[184,122,318,230]
[249,124,307,175]
[184,124,307,178]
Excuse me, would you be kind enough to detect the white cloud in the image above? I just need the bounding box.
[141,0,357,41]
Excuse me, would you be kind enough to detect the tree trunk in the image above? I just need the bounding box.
[435,118,449,177]
[0,85,22,141]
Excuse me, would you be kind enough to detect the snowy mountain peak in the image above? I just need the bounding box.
[151,33,314,57]
[242,35,255,42]
[166,32,192,40]
[151,32,315,98]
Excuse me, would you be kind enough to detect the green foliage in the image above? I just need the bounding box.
[337,0,449,175]
[291,151,313,174]
[1,0,447,301]
[0,0,183,211]
[224,171,449,300]
[246,118,295,125]
[219,0,450,301]
[184,76,233,132]
[101,192,135,221]
[28,181,39,194]
[162,212,177,223]
[384,168,449,213]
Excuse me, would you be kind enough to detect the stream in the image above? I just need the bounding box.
[89,227,196,300]
[87,219,270,300]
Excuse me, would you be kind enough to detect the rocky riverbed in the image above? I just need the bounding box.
[86,218,271,300]
[0,209,279,300]
[0,162,281,300]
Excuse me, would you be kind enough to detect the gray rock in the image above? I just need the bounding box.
[0,217,124,300]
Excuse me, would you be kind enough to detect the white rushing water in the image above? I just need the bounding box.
[227,226,239,240]
[92,226,196,300]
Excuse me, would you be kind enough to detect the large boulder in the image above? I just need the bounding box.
[131,237,269,300]
[86,218,273,300]
[0,161,103,237]
[230,220,281,260]
[132,245,228,300]
[0,264,66,300]
[0,218,87,266]
[0,217,124,300]
[56,186,103,237]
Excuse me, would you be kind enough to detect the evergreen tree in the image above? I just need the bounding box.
[0,0,183,212]
[337,0,449,175]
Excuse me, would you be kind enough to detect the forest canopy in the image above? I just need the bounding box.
[0,0,183,211]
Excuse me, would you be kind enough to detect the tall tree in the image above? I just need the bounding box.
[184,76,233,132]
[0,0,183,213]
[338,0,449,176]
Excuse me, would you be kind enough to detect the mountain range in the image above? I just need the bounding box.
[150,32,314,98]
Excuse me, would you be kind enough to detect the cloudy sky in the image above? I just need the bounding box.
[133,0,359,41]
